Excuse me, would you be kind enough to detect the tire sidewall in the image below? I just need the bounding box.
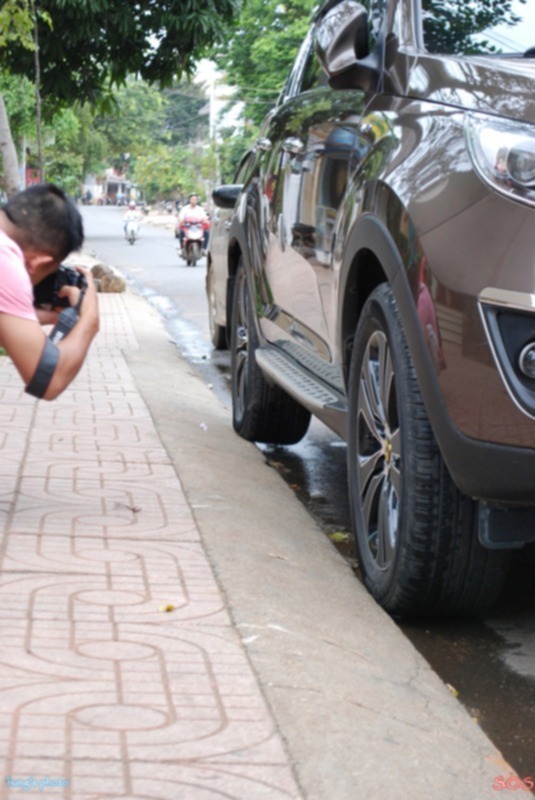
[230,262,252,432]
[347,285,416,605]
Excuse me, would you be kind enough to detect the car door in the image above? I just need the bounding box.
[210,151,256,315]
[259,13,375,387]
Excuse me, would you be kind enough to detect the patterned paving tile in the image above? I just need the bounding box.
[0,295,302,800]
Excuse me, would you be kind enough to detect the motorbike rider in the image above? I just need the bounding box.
[123,201,141,239]
[177,193,209,253]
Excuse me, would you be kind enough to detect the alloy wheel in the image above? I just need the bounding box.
[356,329,401,571]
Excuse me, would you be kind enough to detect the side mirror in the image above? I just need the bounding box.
[212,184,243,210]
[315,0,370,79]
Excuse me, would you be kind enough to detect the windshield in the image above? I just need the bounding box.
[421,0,535,56]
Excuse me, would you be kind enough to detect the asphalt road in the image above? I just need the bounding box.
[81,204,535,778]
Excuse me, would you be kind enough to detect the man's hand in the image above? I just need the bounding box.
[35,265,90,326]
[43,264,99,398]
[71,266,98,329]
[0,263,100,400]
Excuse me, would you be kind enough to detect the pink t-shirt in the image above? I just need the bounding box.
[0,229,37,321]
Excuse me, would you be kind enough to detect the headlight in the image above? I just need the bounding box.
[465,113,535,206]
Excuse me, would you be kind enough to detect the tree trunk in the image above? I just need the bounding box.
[31,0,44,182]
[0,93,21,197]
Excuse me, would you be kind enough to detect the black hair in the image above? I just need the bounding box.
[3,183,84,261]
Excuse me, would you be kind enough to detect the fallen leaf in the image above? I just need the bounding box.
[266,460,286,471]
[115,502,141,513]
[159,603,176,613]
[328,531,349,543]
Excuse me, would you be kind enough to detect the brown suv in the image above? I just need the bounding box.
[213,0,535,617]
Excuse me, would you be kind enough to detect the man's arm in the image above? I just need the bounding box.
[0,268,99,400]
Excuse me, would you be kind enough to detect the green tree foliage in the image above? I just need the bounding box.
[0,72,36,143]
[94,79,208,161]
[0,0,238,194]
[213,0,317,126]
[1,0,242,107]
[94,81,169,166]
[72,105,109,180]
[0,0,34,194]
[43,108,88,193]
[163,83,210,146]
[133,142,210,202]
[0,70,107,193]
[217,124,257,183]
[423,0,527,54]
[90,77,210,199]
[0,0,34,49]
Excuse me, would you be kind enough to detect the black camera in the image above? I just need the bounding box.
[33,264,87,309]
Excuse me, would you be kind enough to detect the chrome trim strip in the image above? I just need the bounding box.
[479,287,535,311]
[477,294,535,422]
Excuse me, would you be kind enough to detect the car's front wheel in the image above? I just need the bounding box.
[347,284,509,618]
[230,260,311,445]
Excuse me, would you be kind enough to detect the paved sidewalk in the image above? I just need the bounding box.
[0,294,302,799]
[0,286,519,799]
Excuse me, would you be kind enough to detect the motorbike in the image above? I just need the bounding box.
[125,219,140,245]
[178,218,206,266]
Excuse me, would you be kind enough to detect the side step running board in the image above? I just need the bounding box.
[255,346,346,413]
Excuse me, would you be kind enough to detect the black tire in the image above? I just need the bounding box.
[206,263,227,350]
[188,242,200,267]
[347,284,509,618]
[230,260,311,444]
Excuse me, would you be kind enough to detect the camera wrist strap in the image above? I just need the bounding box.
[25,337,60,399]
[48,290,85,345]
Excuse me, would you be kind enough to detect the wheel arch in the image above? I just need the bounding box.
[340,245,387,387]
[226,235,244,333]
[339,212,419,379]
[339,212,451,454]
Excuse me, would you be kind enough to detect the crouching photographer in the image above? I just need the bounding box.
[0,183,99,400]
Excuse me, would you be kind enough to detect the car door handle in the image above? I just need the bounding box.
[282,137,305,155]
